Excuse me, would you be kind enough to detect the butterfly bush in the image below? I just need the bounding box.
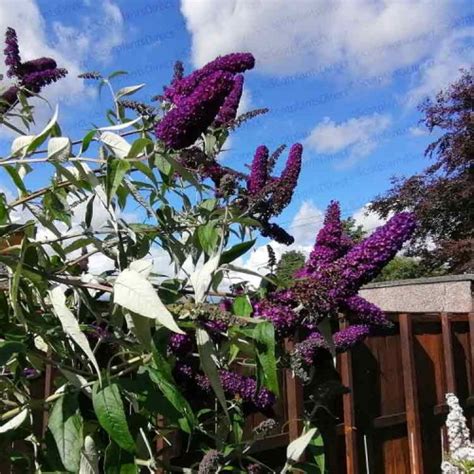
[1,27,67,110]
[0,26,417,472]
[442,393,474,473]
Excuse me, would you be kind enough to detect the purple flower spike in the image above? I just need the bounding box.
[270,143,303,216]
[168,333,194,357]
[260,222,295,245]
[342,295,391,327]
[19,57,58,75]
[4,27,21,77]
[338,212,417,290]
[0,86,19,111]
[247,145,269,195]
[156,70,234,149]
[215,74,244,125]
[253,299,298,338]
[333,324,370,352]
[165,52,254,104]
[296,201,353,277]
[21,68,68,93]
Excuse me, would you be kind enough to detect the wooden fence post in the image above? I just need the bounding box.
[441,312,456,393]
[399,313,424,474]
[339,321,359,474]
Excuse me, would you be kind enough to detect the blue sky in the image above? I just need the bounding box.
[0,0,472,263]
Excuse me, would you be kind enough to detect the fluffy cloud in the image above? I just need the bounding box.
[406,27,473,107]
[180,0,452,78]
[305,113,392,167]
[0,0,124,109]
[352,204,387,234]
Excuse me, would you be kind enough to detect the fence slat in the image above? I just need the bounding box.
[399,313,425,474]
[441,312,456,393]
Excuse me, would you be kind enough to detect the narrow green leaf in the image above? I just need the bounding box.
[48,391,83,472]
[196,328,229,420]
[146,363,196,433]
[4,165,27,195]
[127,137,152,158]
[107,159,130,205]
[92,382,136,453]
[254,322,279,395]
[220,239,256,265]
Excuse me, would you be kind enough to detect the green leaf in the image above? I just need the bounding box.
[0,341,26,366]
[127,137,152,158]
[48,391,83,472]
[220,239,256,265]
[92,382,136,453]
[27,105,59,153]
[4,165,27,195]
[197,222,219,255]
[232,295,253,317]
[107,159,130,205]
[308,431,325,473]
[80,130,97,154]
[107,71,128,81]
[196,328,229,420]
[254,321,279,395]
[145,365,196,433]
[104,440,137,474]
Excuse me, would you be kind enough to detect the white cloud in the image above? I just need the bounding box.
[0,0,124,114]
[288,200,324,247]
[406,27,473,107]
[352,204,387,234]
[180,0,452,78]
[305,113,392,167]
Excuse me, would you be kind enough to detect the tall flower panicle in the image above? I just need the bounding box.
[342,295,391,327]
[269,143,303,216]
[215,74,244,125]
[19,58,58,75]
[337,212,417,290]
[247,145,269,195]
[4,27,21,77]
[21,68,68,93]
[253,299,298,338]
[2,27,68,111]
[165,52,254,104]
[156,70,234,149]
[299,201,353,276]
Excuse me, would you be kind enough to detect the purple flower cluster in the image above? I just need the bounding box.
[214,74,244,126]
[168,333,194,357]
[337,212,417,291]
[253,206,416,340]
[291,325,370,380]
[173,362,275,413]
[198,449,221,474]
[269,143,302,217]
[4,27,21,77]
[164,53,254,104]
[247,145,269,195]
[156,70,235,149]
[157,53,254,149]
[1,27,67,112]
[297,201,353,276]
[253,299,298,338]
[219,369,275,412]
[342,295,391,327]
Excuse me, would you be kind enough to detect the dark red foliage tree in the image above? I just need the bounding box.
[371,68,473,273]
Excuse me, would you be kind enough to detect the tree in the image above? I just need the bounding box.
[275,250,305,287]
[342,217,366,243]
[371,69,473,273]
